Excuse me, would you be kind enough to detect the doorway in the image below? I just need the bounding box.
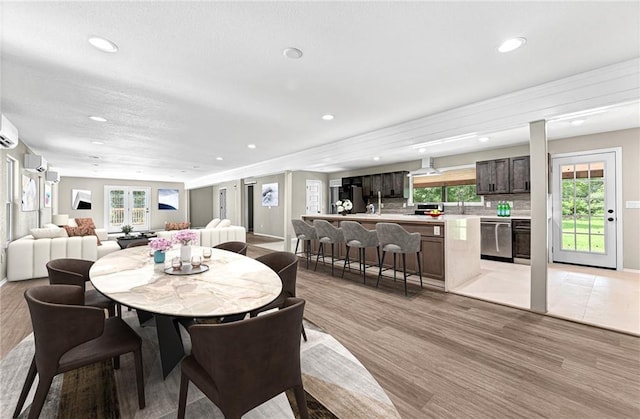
[246,185,254,232]
[104,186,151,233]
[305,180,322,214]
[219,188,227,220]
[551,151,618,269]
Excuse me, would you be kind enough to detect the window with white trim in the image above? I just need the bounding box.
[412,167,483,206]
[5,156,16,242]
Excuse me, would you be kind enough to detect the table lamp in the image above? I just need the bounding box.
[52,214,69,226]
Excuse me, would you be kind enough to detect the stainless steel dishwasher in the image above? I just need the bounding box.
[480,219,513,261]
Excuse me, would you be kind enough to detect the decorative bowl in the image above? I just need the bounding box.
[428,212,443,218]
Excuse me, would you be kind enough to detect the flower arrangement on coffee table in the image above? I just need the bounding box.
[335,199,353,216]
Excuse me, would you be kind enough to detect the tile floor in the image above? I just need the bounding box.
[452,260,640,335]
[254,238,640,336]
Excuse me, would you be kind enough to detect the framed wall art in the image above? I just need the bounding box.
[72,189,92,210]
[21,175,38,211]
[261,183,278,207]
[158,188,179,210]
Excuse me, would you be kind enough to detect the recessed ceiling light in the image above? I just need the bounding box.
[216,157,223,161]
[92,163,99,167]
[571,119,585,126]
[88,36,119,53]
[498,37,526,53]
[321,114,334,121]
[283,47,303,59]
[418,148,426,153]
[89,155,100,159]
[89,116,107,122]
[136,170,143,173]
[478,137,490,142]
[373,156,380,161]
[91,140,104,145]
[247,144,257,149]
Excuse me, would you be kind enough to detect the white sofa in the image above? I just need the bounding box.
[6,228,121,282]
[156,225,246,247]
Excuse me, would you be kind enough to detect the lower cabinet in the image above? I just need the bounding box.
[307,218,445,282]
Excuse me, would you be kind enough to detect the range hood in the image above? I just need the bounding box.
[409,157,441,176]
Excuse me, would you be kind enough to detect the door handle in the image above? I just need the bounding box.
[607,209,614,214]
[608,217,614,222]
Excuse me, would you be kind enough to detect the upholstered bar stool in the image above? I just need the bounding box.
[291,219,317,269]
[375,223,423,296]
[312,219,345,276]
[340,221,380,284]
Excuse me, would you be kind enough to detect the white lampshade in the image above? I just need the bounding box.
[52,214,69,226]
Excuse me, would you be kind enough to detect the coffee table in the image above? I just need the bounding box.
[116,233,157,249]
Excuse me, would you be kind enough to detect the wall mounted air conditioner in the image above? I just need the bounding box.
[243,178,257,185]
[329,179,342,187]
[45,171,60,183]
[0,114,19,149]
[24,154,48,173]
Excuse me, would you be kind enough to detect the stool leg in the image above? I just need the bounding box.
[402,253,408,296]
[330,243,335,276]
[377,251,386,288]
[314,242,323,271]
[294,238,300,257]
[341,246,351,278]
[306,240,311,269]
[360,248,366,284]
[417,251,423,287]
[393,254,397,281]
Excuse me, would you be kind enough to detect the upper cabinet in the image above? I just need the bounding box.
[476,158,510,194]
[360,171,408,199]
[510,156,531,193]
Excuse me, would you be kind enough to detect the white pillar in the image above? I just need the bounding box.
[529,120,548,312]
[283,171,293,252]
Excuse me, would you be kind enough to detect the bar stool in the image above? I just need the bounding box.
[340,221,380,284]
[312,219,345,276]
[291,219,317,269]
[375,222,423,296]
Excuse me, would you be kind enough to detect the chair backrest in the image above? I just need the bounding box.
[375,223,421,253]
[25,285,106,377]
[46,258,95,290]
[213,241,248,255]
[312,219,344,243]
[340,220,378,247]
[291,219,317,240]
[255,251,299,299]
[188,298,305,417]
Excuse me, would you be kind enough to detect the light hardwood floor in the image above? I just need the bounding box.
[1,245,639,418]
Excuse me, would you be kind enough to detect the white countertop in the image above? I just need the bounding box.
[302,213,480,223]
[480,215,531,221]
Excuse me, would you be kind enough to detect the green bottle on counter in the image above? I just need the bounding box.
[497,202,502,217]
[505,202,511,217]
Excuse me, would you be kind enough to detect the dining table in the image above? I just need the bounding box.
[89,245,282,377]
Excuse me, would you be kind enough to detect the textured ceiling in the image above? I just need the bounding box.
[1,1,639,185]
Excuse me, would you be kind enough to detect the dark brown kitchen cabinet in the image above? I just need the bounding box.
[510,156,531,193]
[382,173,394,197]
[476,158,510,195]
[362,175,371,198]
[370,174,382,197]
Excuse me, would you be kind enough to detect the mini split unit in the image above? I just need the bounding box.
[0,114,19,149]
[24,154,48,173]
[45,171,60,183]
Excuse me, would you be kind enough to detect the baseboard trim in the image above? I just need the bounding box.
[251,233,284,240]
[0,278,7,287]
[623,268,640,274]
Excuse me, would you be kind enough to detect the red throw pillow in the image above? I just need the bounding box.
[64,225,101,245]
[75,217,96,229]
[166,222,190,231]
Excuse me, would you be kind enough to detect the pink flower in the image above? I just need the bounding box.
[149,237,173,252]
[174,230,197,245]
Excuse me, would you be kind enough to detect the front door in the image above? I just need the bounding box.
[105,186,151,233]
[552,151,617,268]
[306,180,322,214]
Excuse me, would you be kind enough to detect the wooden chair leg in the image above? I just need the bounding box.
[13,357,37,418]
[134,348,146,409]
[27,373,54,419]
[293,384,309,419]
[301,322,308,342]
[177,372,190,419]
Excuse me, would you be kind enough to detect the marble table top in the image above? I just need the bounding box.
[89,246,282,318]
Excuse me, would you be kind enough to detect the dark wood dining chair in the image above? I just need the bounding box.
[213,241,248,255]
[13,285,145,419]
[250,251,307,341]
[46,258,117,317]
[178,298,309,419]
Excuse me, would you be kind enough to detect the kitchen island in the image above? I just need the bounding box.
[301,213,480,291]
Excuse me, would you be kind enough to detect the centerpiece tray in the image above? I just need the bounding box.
[164,264,209,276]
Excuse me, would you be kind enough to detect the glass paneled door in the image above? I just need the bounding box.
[552,152,617,269]
[105,186,151,233]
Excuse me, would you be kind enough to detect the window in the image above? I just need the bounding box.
[412,167,482,205]
[104,186,151,232]
[5,156,16,242]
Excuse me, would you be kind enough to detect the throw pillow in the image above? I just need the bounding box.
[205,218,221,229]
[166,221,190,231]
[75,217,96,229]
[216,219,231,228]
[63,225,102,245]
[43,223,58,229]
[30,227,67,239]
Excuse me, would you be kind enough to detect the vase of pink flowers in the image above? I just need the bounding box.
[174,230,198,262]
[149,237,173,263]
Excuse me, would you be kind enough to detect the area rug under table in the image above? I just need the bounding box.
[2,311,400,419]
